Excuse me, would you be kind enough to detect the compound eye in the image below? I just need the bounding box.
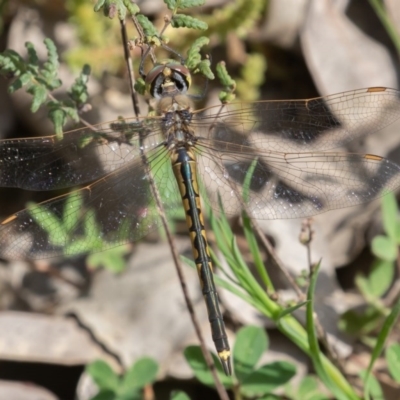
[145,65,164,86]
[167,64,191,93]
[145,65,165,98]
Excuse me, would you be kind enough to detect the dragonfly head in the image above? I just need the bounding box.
[145,63,192,99]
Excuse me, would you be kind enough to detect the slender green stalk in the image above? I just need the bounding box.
[369,0,400,55]
[209,204,361,399]
[363,295,400,399]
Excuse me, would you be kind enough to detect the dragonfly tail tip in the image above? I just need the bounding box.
[220,355,232,376]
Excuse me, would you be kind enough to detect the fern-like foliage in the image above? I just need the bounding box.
[203,0,265,38]
[216,61,237,103]
[236,53,267,102]
[0,39,91,138]
[165,0,205,11]
[94,0,139,19]
[171,14,208,30]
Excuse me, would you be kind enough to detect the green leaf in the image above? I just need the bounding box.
[48,105,66,138]
[216,61,236,102]
[62,210,104,255]
[94,0,127,19]
[381,192,398,240]
[94,0,106,11]
[64,238,97,256]
[115,390,142,400]
[84,209,101,238]
[386,343,400,382]
[361,259,395,298]
[68,64,91,105]
[193,59,213,79]
[219,91,235,105]
[184,346,233,388]
[87,245,130,273]
[9,78,24,92]
[363,295,400,398]
[188,52,202,71]
[30,85,48,112]
[90,390,116,400]
[168,0,205,9]
[41,68,61,91]
[43,38,60,77]
[236,52,267,101]
[371,235,398,261]
[171,14,208,30]
[359,369,383,399]
[0,49,22,75]
[242,158,258,204]
[297,376,328,400]
[18,73,32,87]
[170,391,191,400]
[216,61,236,88]
[62,192,83,233]
[276,301,308,319]
[27,202,66,247]
[180,0,205,8]
[186,36,209,67]
[338,306,382,336]
[136,14,158,36]
[61,103,80,122]
[123,0,140,15]
[134,78,146,95]
[120,357,158,394]
[86,360,120,391]
[240,361,296,397]
[25,42,39,70]
[165,0,177,9]
[233,325,268,382]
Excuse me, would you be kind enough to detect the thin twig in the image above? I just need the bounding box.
[159,14,172,37]
[144,161,229,400]
[126,13,230,399]
[301,219,346,374]
[30,260,84,290]
[137,146,229,398]
[130,14,157,65]
[46,91,97,132]
[250,217,305,298]
[383,251,400,306]
[120,19,141,120]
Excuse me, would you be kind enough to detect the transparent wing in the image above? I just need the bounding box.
[193,87,400,218]
[0,117,163,190]
[0,147,182,259]
[196,141,400,220]
[193,87,400,152]
[2,86,400,257]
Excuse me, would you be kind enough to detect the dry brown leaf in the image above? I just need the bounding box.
[57,239,217,378]
[0,380,57,400]
[262,0,308,48]
[0,312,106,365]
[385,0,400,37]
[301,0,396,95]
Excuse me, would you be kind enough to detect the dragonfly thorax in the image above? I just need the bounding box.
[162,108,196,150]
[158,93,193,115]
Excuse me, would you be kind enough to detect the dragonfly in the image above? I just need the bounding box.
[1,62,400,375]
